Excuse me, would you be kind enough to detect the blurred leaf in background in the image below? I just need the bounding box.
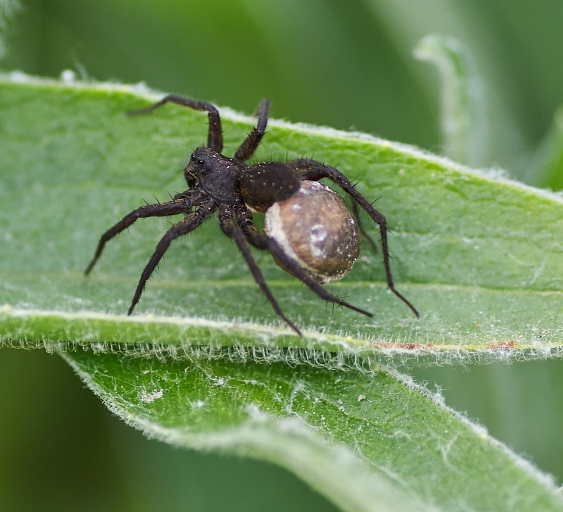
[2,0,563,511]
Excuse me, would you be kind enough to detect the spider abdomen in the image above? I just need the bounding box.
[264,180,360,284]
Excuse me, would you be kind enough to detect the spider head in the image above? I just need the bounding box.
[185,146,241,202]
[184,146,212,185]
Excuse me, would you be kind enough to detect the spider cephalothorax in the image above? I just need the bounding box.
[85,95,418,336]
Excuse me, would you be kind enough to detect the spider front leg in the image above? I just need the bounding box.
[289,158,419,317]
[127,94,224,152]
[233,99,270,162]
[85,194,201,276]
[218,205,302,336]
[128,199,216,315]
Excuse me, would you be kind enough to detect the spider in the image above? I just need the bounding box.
[85,95,418,336]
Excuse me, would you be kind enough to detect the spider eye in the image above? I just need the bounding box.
[190,153,205,165]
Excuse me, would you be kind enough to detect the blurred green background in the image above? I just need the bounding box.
[2,0,563,510]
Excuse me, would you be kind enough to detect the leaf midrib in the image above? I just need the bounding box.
[3,269,562,296]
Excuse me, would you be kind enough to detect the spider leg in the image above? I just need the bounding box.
[85,194,201,276]
[351,200,379,252]
[288,158,419,317]
[218,205,302,336]
[128,200,216,315]
[232,204,374,319]
[127,94,223,153]
[234,99,270,162]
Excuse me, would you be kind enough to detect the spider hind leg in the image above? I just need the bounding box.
[288,158,419,317]
[232,204,374,322]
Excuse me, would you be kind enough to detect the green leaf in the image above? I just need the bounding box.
[2,74,563,510]
[1,74,563,359]
[60,349,563,512]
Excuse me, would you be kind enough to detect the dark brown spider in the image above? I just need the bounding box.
[85,95,418,336]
